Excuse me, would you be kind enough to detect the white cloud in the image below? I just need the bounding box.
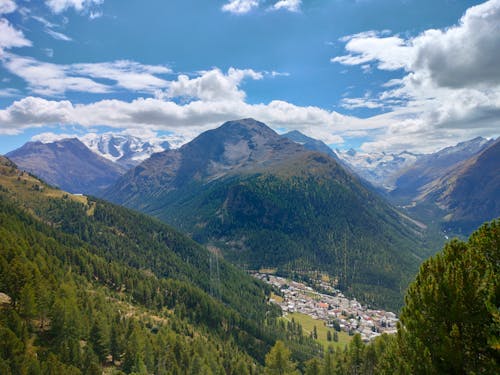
[222,0,301,14]
[45,0,103,14]
[31,131,78,143]
[222,0,259,14]
[32,15,73,41]
[164,68,263,102]
[341,97,384,110]
[332,0,500,152]
[0,0,16,15]
[1,54,172,95]
[72,60,171,91]
[332,31,411,70]
[0,94,367,146]
[89,10,102,19]
[0,19,32,52]
[44,28,72,41]
[1,54,110,95]
[272,0,301,12]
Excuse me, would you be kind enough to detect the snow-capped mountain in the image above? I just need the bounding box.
[335,149,421,190]
[389,136,495,202]
[80,133,171,169]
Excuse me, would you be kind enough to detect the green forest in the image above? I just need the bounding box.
[0,156,498,374]
[145,163,432,311]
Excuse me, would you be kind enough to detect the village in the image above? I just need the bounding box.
[253,273,399,342]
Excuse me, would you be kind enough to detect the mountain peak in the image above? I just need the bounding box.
[216,118,278,137]
[7,138,125,194]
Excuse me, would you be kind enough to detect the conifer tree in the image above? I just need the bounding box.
[264,340,299,375]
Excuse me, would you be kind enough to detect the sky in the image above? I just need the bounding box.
[0,0,499,155]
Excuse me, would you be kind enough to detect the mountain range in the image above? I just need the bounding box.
[335,149,421,190]
[410,138,500,234]
[104,118,429,309]
[4,120,498,306]
[80,133,170,169]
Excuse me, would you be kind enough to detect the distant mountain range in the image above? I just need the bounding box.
[80,133,170,169]
[5,125,497,240]
[6,138,126,195]
[388,137,494,202]
[410,138,500,234]
[335,149,421,190]
[105,118,429,309]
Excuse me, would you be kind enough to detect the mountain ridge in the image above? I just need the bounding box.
[6,138,126,195]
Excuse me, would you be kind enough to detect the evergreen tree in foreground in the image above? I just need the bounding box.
[398,220,500,374]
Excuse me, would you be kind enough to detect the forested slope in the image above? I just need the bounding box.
[0,156,322,374]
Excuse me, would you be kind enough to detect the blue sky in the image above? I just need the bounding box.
[0,0,499,154]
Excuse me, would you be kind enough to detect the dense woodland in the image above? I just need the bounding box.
[148,169,431,310]
[0,156,498,374]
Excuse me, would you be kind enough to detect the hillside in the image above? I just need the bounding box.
[417,138,500,234]
[7,138,126,195]
[105,119,430,310]
[389,136,494,203]
[0,155,325,373]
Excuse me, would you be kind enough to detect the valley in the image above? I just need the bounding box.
[1,0,499,373]
[255,273,399,343]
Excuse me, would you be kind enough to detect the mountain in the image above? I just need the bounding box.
[389,136,494,203]
[80,133,170,169]
[6,138,126,195]
[416,138,500,234]
[282,130,339,160]
[0,155,327,372]
[336,149,421,190]
[105,118,430,310]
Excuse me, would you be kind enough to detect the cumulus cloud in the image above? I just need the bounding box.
[332,31,411,70]
[332,0,500,152]
[0,93,370,146]
[411,0,500,89]
[164,68,262,102]
[45,0,103,14]
[1,54,172,95]
[222,0,259,14]
[272,0,302,12]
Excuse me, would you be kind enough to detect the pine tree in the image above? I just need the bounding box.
[264,340,299,375]
[400,221,500,374]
